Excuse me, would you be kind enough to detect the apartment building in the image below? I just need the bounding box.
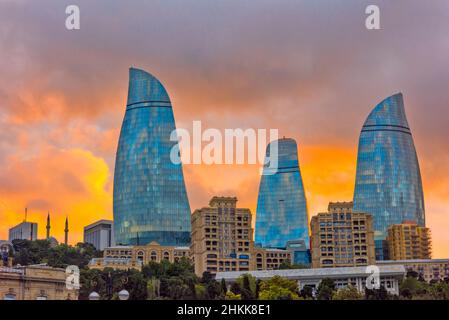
[311,202,375,268]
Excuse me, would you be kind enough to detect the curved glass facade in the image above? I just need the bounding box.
[113,68,191,246]
[353,93,425,260]
[255,138,310,252]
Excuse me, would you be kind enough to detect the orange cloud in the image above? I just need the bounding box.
[0,146,112,244]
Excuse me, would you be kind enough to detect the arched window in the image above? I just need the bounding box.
[137,250,144,262]
[163,251,170,260]
[150,251,157,261]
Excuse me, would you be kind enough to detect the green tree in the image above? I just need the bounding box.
[316,278,335,300]
[258,276,300,300]
[332,285,363,300]
[225,291,241,300]
[400,276,427,299]
[230,282,242,295]
[220,278,227,296]
[147,278,161,300]
[12,240,101,268]
[206,280,222,300]
[194,283,207,299]
[300,286,314,300]
[278,260,310,270]
[237,274,257,300]
[365,285,392,300]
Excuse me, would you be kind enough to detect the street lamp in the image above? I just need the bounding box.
[118,289,129,301]
[89,291,100,301]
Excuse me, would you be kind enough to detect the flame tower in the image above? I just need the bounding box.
[113,68,191,246]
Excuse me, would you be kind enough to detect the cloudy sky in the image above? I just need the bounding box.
[0,0,448,256]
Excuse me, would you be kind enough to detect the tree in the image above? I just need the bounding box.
[316,278,335,300]
[258,276,300,300]
[147,278,161,300]
[12,240,101,268]
[365,285,392,300]
[230,282,242,295]
[332,285,363,300]
[194,284,207,300]
[300,286,314,300]
[225,291,241,300]
[400,276,426,299]
[278,260,309,270]
[206,280,222,300]
[79,268,147,300]
[237,274,257,300]
[220,278,228,296]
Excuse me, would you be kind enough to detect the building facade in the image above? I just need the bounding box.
[113,68,191,246]
[0,265,78,300]
[216,264,406,296]
[8,222,38,241]
[310,202,375,268]
[386,222,431,260]
[84,219,115,251]
[88,242,190,271]
[378,259,449,283]
[253,247,291,271]
[191,197,291,276]
[255,138,309,253]
[353,93,425,260]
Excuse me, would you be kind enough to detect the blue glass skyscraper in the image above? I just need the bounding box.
[353,93,425,260]
[113,68,191,246]
[255,138,310,263]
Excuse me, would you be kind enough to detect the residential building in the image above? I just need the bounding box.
[310,202,375,268]
[286,240,311,266]
[113,67,191,246]
[0,264,78,300]
[253,247,291,271]
[191,196,291,276]
[386,222,431,260]
[255,138,310,256]
[88,242,190,271]
[353,93,425,260]
[8,222,38,241]
[216,264,406,296]
[84,219,115,251]
[378,259,449,282]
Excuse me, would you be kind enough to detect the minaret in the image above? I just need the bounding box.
[64,217,69,245]
[46,212,51,239]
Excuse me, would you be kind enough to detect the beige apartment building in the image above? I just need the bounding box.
[311,202,375,268]
[0,265,78,300]
[386,222,431,260]
[191,196,291,276]
[89,242,190,271]
[378,259,449,282]
[253,247,291,271]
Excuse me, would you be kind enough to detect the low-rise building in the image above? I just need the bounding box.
[83,219,115,251]
[88,242,190,271]
[377,259,449,282]
[9,221,38,241]
[386,222,432,260]
[253,247,291,270]
[0,264,78,300]
[310,202,375,268]
[216,264,406,296]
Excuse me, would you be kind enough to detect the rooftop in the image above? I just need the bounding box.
[216,265,406,282]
